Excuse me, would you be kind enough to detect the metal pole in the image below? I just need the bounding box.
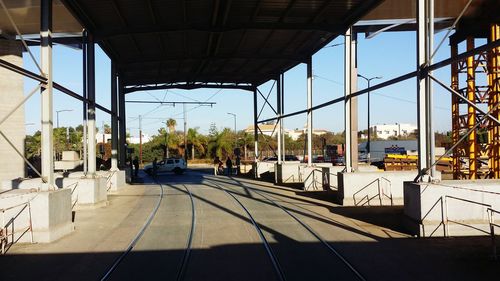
[82,30,88,174]
[427,0,436,177]
[367,79,371,163]
[184,104,187,161]
[118,76,126,167]
[451,42,460,179]
[344,28,352,172]
[139,115,142,164]
[416,0,431,178]
[306,57,313,166]
[40,0,54,190]
[87,33,96,174]
[466,37,477,179]
[111,61,118,170]
[276,76,282,164]
[253,88,259,165]
[281,73,286,161]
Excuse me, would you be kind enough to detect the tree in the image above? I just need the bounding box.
[187,127,206,160]
[166,118,177,133]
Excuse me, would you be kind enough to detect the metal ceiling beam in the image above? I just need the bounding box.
[124,83,254,93]
[119,55,302,65]
[94,22,344,40]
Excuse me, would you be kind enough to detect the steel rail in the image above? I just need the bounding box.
[220,178,366,281]
[176,184,196,281]
[100,182,164,281]
[206,180,286,281]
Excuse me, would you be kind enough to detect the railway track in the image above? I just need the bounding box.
[206,177,366,281]
[100,180,196,281]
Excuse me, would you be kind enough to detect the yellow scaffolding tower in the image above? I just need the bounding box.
[452,24,500,179]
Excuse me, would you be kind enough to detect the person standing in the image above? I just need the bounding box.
[133,156,139,178]
[235,156,241,176]
[213,156,220,175]
[226,157,233,176]
[152,158,158,177]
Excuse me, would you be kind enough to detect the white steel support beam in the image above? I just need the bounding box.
[344,28,359,172]
[111,62,118,170]
[281,73,286,161]
[86,33,97,174]
[306,57,313,166]
[253,88,259,177]
[276,76,282,164]
[82,31,88,174]
[118,77,127,167]
[40,0,54,190]
[416,0,434,179]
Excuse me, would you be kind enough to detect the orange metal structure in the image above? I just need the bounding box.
[451,24,500,179]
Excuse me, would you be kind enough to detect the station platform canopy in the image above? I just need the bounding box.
[0,0,496,90]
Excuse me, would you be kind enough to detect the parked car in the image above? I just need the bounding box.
[144,158,187,175]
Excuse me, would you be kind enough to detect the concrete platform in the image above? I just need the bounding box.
[57,176,108,208]
[404,180,500,237]
[3,170,499,281]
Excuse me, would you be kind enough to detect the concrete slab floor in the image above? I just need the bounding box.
[3,167,499,281]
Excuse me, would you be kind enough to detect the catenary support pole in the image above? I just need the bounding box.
[86,33,97,175]
[40,0,54,190]
[350,32,359,171]
[111,62,118,170]
[427,0,436,177]
[306,57,313,166]
[277,76,282,164]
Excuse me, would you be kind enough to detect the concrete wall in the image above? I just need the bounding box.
[0,40,25,182]
[338,171,418,206]
[253,162,275,178]
[275,162,303,183]
[404,180,500,237]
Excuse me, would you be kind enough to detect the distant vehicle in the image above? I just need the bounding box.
[144,158,187,175]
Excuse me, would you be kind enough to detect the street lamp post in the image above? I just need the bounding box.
[55,109,73,128]
[357,74,382,164]
[227,112,237,150]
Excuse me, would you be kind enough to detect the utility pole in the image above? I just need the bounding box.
[227,112,237,149]
[139,115,143,164]
[183,104,187,161]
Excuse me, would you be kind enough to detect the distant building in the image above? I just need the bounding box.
[246,124,330,140]
[128,133,151,144]
[372,123,417,140]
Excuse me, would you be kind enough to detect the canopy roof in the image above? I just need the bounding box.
[1,0,497,90]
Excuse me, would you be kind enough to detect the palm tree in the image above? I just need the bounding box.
[187,128,206,160]
[166,118,177,133]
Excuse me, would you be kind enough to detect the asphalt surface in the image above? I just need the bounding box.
[4,167,500,281]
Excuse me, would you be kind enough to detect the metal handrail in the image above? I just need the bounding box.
[353,177,393,206]
[106,170,118,191]
[67,182,79,210]
[443,195,492,237]
[1,201,34,254]
[488,208,500,260]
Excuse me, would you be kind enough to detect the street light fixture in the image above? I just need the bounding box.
[357,74,382,164]
[227,112,237,150]
[55,109,73,128]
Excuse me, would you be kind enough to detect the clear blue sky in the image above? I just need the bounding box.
[23,30,459,138]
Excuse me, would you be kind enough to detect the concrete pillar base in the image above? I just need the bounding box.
[404,180,500,237]
[95,170,126,193]
[58,176,107,208]
[338,171,425,206]
[0,189,74,243]
[253,162,275,179]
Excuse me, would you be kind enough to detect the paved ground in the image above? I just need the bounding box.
[3,167,500,281]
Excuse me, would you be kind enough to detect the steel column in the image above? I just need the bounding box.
[276,76,282,164]
[416,0,432,179]
[281,74,286,161]
[427,0,436,177]
[40,0,54,190]
[253,88,259,177]
[82,31,88,174]
[306,57,313,166]
[350,32,359,171]
[344,28,355,172]
[466,37,477,179]
[86,33,97,174]
[111,61,118,170]
[118,76,127,167]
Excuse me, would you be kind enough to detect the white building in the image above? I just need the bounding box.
[372,123,417,140]
[245,124,281,137]
[245,124,329,140]
[128,133,152,144]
